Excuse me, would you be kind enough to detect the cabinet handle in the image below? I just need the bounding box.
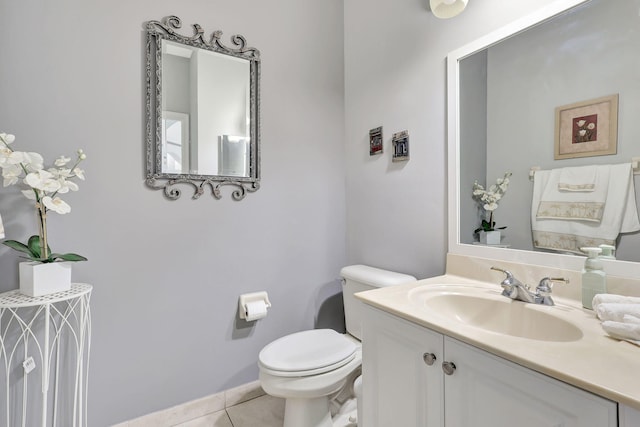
[423,352,437,366]
[442,361,456,375]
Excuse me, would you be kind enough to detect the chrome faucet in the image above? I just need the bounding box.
[490,267,569,306]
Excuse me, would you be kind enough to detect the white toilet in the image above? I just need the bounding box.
[258,265,417,427]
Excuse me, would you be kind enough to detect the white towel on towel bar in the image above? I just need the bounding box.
[537,166,608,222]
[531,163,640,254]
[0,213,4,239]
[557,165,597,192]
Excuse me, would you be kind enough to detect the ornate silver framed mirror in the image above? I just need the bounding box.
[145,16,260,200]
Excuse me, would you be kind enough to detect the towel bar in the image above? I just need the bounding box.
[530,159,640,181]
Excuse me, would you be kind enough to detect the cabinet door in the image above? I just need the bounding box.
[443,337,617,427]
[619,404,640,427]
[362,306,444,427]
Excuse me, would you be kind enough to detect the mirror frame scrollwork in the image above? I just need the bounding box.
[145,16,261,201]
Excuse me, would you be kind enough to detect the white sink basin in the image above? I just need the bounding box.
[409,285,583,342]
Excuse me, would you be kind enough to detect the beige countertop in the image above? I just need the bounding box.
[356,273,640,410]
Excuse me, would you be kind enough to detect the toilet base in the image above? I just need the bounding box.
[284,396,333,427]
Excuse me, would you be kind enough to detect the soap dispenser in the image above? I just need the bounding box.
[580,247,606,310]
[599,244,616,260]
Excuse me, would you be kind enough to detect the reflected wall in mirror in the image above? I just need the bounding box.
[448,0,640,279]
[145,16,260,200]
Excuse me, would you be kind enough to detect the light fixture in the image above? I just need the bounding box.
[430,0,468,19]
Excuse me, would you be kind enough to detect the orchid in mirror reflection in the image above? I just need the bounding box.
[0,132,88,263]
[472,171,512,234]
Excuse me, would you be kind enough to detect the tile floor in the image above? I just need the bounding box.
[115,381,285,427]
[176,394,285,427]
[116,380,358,427]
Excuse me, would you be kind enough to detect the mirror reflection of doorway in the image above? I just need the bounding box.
[162,111,190,174]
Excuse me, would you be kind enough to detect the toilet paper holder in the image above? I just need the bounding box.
[238,291,272,321]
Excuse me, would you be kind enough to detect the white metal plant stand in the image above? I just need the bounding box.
[0,283,92,427]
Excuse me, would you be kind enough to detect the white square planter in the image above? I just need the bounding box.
[479,230,501,245]
[19,262,72,297]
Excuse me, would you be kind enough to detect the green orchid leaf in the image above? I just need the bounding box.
[27,235,47,259]
[50,253,88,262]
[2,240,35,257]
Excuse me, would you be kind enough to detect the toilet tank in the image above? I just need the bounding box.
[340,265,417,340]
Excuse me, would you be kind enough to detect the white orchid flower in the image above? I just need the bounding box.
[472,171,512,233]
[48,167,73,179]
[56,179,79,193]
[24,152,44,171]
[2,164,24,186]
[0,147,11,165]
[587,123,595,130]
[73,167,86,180]
[7,151,28,165]
[54,156,71,167]
[9,151,45,171]
[0,133,15,145]
[21,189,37,200]
[577,120,586,127]
[24,169,61,192]
[42,196,71,214]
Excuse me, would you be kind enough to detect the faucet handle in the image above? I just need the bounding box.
[536,278,569,306]
[490,266,524,286]
[491,267,520,298]
[490,266,513,280]
[537,277,569,294]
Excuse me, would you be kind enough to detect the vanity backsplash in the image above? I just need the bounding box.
[446,253,640,302]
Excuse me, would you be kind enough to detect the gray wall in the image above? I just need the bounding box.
[460,50,487,244]
[0,0,345,425]
[343,0,558,278]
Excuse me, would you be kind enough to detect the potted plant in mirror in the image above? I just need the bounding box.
[0,132,87,297]
[472,171,512,246]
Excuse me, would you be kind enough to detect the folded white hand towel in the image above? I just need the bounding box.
[601,320,640,341]
[592,293,640,311]
[558,165,597,192]
[623,314,640,325]
[537,167,608,222]
[595,303,640,322]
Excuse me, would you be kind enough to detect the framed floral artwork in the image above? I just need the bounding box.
[554,94,618,160]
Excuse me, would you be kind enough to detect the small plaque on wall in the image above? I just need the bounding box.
[369,126,383,155]
[392,130,409,162]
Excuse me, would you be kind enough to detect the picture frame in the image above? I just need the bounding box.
[392,130,409,162]
[369,126,383,155]
[554,94,618,160]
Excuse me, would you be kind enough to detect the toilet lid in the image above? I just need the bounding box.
[259,329,357,375]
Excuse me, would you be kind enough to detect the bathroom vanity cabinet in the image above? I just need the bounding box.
[361,305,618,427]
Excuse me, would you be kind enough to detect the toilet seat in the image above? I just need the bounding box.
[259,329,357,377]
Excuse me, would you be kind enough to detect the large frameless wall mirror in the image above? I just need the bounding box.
[145,16,260,200]
[447,0,640,278]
